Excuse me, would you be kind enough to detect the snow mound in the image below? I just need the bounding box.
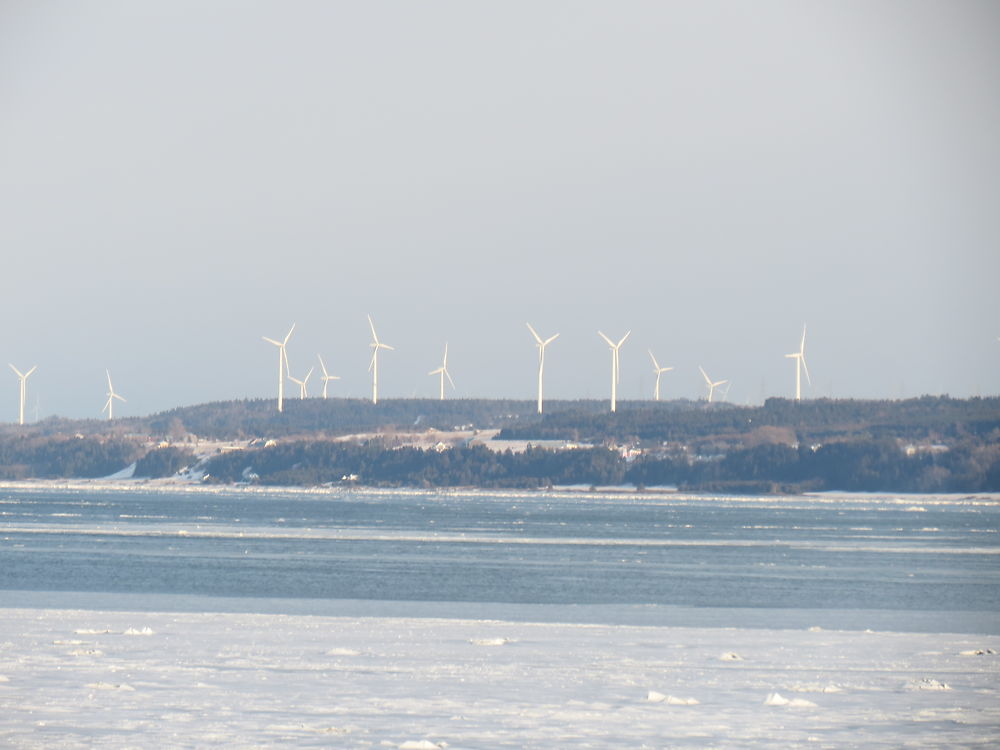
[469,637,511,646]
[53,640,85,645]
[0,675,9,682]
[398,741,445,750]
[75,628,113,635]
[646,691,666,702]
[908,678,951,691]
[326,647,361,656]
[666,695,700,706]
[765,692,816,707]
[86,682,135,691]
[124,627,155,636]
[960,648,996,656]
[719,651,743,661]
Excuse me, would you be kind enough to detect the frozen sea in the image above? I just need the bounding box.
[1,485,999,747]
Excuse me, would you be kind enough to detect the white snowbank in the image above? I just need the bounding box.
[0,607,997,748]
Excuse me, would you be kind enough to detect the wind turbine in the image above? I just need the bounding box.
[598,330,631,412]
[317,355,340,399]
[368,315,394,404]
[103,370,126,419]
[263,323,295,412]
[9,364,37,426]
[288,367,314,399]
[698,366,728,403]
[526,323,559,414]
[648,350,673,401]
[428,342,455,400]
[784,324,811,401]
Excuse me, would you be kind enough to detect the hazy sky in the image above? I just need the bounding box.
[2,1,999,420]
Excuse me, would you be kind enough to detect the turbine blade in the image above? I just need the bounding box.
[618,331,631,347]
[429,367,443,376]
[446,369,456,389]
[283,323,296,345]
[263,337,281,346]
[114,393,126,402]
[699,366,711,385]
[25,366,37,377]
[598,331,614,347]
[648,350,659,370]
[543,333,559,346]
[800,324,807,355]
[380,343,395,351]
[9,364,23,378]
[801,356,812,386]
[368,314,379,343]
[526,322,543,345]
[317,354,328,377]
[106,370,113,390]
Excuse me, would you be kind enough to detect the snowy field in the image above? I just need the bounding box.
[1,607,998,748]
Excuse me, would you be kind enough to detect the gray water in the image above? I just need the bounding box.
[2,486,998,631]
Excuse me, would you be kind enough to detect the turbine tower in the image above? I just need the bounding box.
[784,324,811,401]
[698,366,728,403]
[9,364,37,426]
[317,355,340,399]
[368,315,394,404]
[428,342,455,400]
[263,323,295,412]
[103,370,126,419]
[288,367,313,399]
[526,323,559,414]
[648,350,673,401]
[598,330,631,413]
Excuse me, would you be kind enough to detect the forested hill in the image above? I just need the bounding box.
[1,395,997,492]
[498,396,1000,444]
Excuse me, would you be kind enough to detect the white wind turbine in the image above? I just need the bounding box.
[784,324,811,401]
[288,367,314,399]
[368,315,394,404]
[103,370,126,419]
[317,355,340,399]
[648,350,673,401]
[698,366,728,403]
[263,323,295,412]
[598,330,631,412]
[526,323,559,414]
[9,364,37,426]
[428,343,455,400]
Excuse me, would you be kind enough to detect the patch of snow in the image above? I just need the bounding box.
[908,678,951,691]
[646,690,666,702]
[123,627,155,636]
[719,651,743,661]
[666,695,700,706]
[765,692,816,707]
[104,462,137,480]
[469,637,511,646]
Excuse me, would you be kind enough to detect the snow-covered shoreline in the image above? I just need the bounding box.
[1,606,998,748]
[2,477,998,507]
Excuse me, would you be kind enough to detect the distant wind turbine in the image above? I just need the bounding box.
[288,367,313,399]
[368,315,394,404]
[784,324,811,401]
[598,330,631,412]
[9,364,37,426]
[648,350,673,401]
[317,355,340,399]
[698,366,728,404]
[527,323,559,414]
[103,370,125,419]
[428,343,455,400]
[263,323,295,412]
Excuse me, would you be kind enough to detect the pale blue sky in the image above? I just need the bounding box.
[2,1,998,419]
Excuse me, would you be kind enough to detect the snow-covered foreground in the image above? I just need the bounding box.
[1,608,998,748]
